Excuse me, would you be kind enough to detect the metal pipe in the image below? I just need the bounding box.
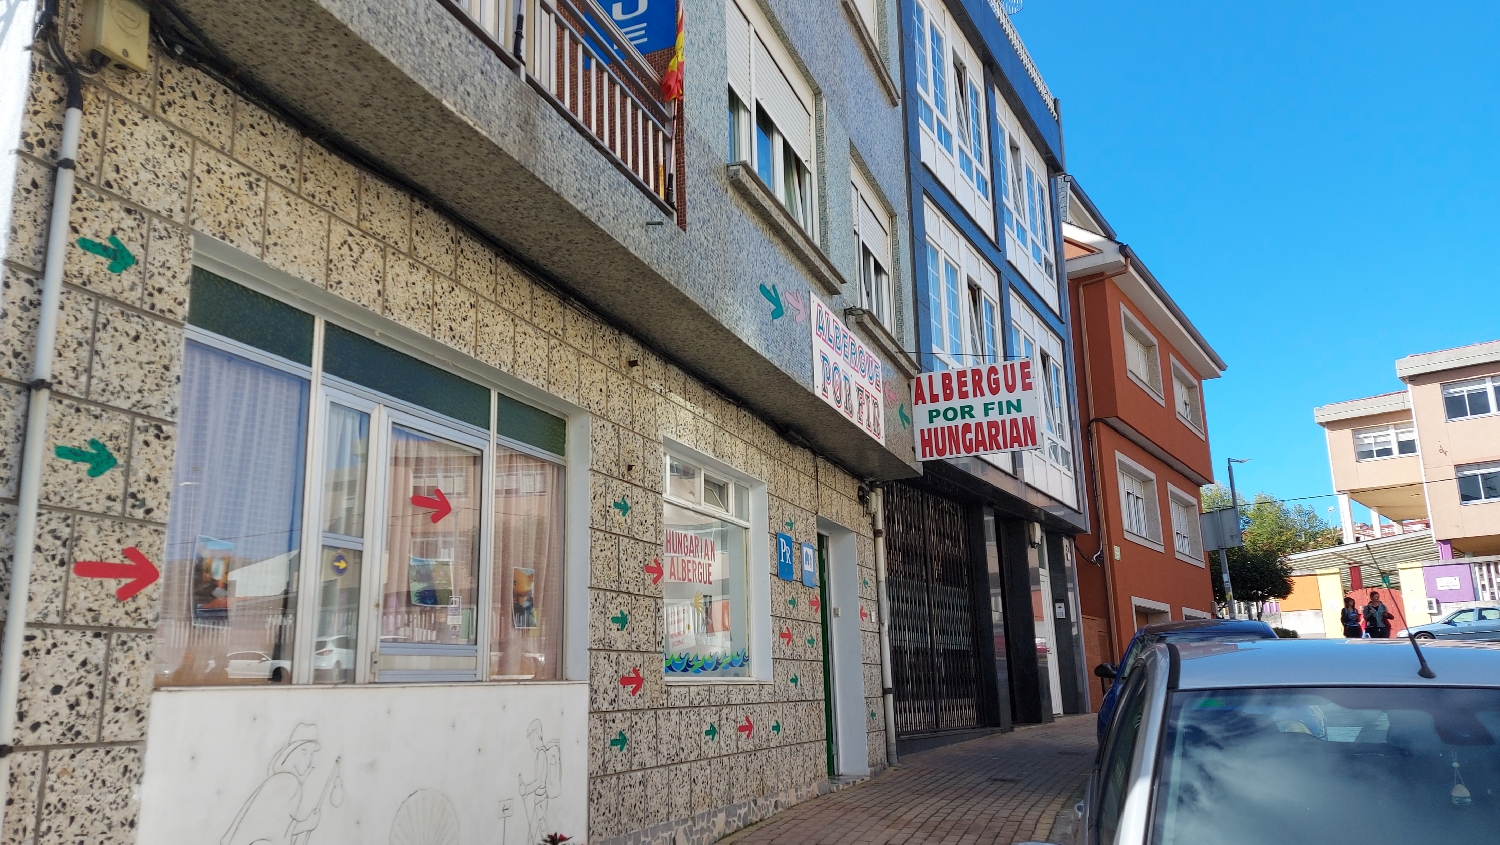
[0,62,84,835]
[871,487,898,767]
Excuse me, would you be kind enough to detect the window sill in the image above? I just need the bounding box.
[845,307,918,378]
[1174,549,1206,567]
[1127,370,1166,407]
[665,676,769,685]
[1354,454,1417,463]
[727,163,847,296]
[1123,530,1165,553]
[839,0,900,106]
[1176,415,1206,441]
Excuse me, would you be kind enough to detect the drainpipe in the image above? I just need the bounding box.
[871,487,898,767]
[0,51,84,833]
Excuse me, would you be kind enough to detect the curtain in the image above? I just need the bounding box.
[490,446,565,679]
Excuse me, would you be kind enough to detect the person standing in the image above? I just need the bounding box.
[1340,596,1363,638]
[1364,590,1394,639]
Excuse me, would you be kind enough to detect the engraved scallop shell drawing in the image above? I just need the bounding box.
[390,789,460,845]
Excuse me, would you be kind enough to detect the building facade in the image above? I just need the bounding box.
[1315,338,1500,629]
[1060,182,1225,708]
[892,0,1090,738]
[0,0,923,843]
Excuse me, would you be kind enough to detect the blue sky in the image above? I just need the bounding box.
[1011,0,1500,526]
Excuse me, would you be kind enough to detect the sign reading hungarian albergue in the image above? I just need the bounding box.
[812,295,884,444]
[912,362,1042,461]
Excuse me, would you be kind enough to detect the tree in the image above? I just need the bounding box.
[1200,486,1340,618]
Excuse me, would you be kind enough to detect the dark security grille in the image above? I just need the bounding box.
[885,483,984,735]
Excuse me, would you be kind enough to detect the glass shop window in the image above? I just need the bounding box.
[663,455,751,679]
[156,268,568,687]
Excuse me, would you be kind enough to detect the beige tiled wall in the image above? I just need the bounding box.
[0,4,887,844]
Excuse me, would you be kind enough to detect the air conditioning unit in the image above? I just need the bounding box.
[1426,598,1440,615]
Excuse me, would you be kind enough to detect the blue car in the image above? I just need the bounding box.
[1093,618,1277,742]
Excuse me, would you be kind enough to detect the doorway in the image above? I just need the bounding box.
[816,520,869,778]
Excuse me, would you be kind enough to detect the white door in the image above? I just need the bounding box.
[1036,539,1064,716]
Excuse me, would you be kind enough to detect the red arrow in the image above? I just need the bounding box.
[411,488,452,523]
[74,547,159,601]
[620,666,644,696]
[860,606,870,622]
[737,716,754,738]
[779,627,792,646]
[809,596,820,612]
[644,558,663,585]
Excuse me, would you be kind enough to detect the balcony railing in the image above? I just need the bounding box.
[440,0,676,211]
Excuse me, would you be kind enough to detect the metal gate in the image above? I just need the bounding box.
[885,483,985,736]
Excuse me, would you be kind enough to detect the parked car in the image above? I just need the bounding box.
[1076,638,1500,844]
[1094,619,1276,742]
[224,650,291,681]
[1398,606,1500,640]
[314,635,356,676]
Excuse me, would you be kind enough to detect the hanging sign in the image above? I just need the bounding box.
[911,363,1042,461]
[811,295,885,444]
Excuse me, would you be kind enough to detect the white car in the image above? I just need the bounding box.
[314,635,356,677]
[1075,638,1500,844]
[224,650,290,681]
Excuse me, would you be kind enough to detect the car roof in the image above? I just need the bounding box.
[1171,638,1500,690]
[1138,619,1275,638]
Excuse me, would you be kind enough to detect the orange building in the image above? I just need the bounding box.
[1061,183,1227,710]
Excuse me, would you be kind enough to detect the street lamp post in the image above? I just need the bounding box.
[1224,458,1250,619]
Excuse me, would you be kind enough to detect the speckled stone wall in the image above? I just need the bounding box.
[0,2,889,843]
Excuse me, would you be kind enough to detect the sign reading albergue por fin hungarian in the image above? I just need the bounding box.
[912,362,1042,461]
[812,295,884,444]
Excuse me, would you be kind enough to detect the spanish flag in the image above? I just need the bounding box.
[662,4,685,102]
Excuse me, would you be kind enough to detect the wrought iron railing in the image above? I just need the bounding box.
[440,0,676,211]
[983,0,1057,119]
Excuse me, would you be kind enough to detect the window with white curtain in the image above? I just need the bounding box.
[1168,485,1204,564]
[727,0,816,235]
[852,167,894,330]
[993,92,1058,312]
[911,0,993,237]
[1171,360,1203,432]
[1122,306,1163,398]
[1117,456,1162,546]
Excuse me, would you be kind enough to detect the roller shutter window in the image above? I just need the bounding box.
[754,36,811,161]
[726,2,751,100]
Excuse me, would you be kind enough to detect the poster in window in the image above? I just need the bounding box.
[705,597,732,634]
[192,535,234,620]
[408,557,454,607]
[512,566,538,629]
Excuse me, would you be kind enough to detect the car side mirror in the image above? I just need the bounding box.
[1094,663,1116,679]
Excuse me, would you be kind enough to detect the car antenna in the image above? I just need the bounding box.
[1380,577,1435,679]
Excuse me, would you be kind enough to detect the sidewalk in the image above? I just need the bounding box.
[722,716,1097,845]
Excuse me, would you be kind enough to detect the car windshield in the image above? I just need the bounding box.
[1151,687,1500,844]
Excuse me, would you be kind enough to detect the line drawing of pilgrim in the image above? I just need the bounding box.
[222,723,343,845]
[517,719,561,845]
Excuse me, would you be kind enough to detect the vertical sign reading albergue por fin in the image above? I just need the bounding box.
[811,295,885,443]
[912,362,1042,461]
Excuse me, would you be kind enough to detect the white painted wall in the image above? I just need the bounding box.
[139,681,588,845]
[818,519,869,778]
[1278,609,1328,639]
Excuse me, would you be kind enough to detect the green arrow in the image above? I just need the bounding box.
[789,675,800,687]
[898,404,911,429]
[869,710,877,720]
[806,637,816,648]
[862,578,869,588]
[785,519,795,531]
[53,438,116,477]
[76,235,136,274]
[611,610,629,631]
[760,283,785,320]
[609,730,628,751]
[705,722,718,741]
[787,598,797,609]
[772,721,781,735]
[612,496,631,517]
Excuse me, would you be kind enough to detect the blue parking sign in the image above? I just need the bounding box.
[801,542,817,588]
[776,533,795,581]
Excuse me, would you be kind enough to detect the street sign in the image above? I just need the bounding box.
[1200,507,1243,552]
[911,363,1042,461]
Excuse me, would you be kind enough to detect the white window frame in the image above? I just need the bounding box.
[1121,305,1164,403]
[924,200,999,371]
[1011,294,1076,507]
[1169,357,1204,437]
[1352,422,1418,462]
[1442,376,1500,422]
[852,167,895,330]
[1166,483,1205,566]
[1179,606,1212,620]
[661,440,771,683]
[1116,452,1163,551]
[172,252,580,689]
[910,0,993,238]
[994,91,1057,312]
[1457,461,1500,507]
[727,0,818,238]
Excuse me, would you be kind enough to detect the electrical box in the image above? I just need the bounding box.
[80,0,151,73]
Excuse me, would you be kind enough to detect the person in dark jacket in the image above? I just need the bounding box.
[1363,590,1394,639]
[1340,596,1363,638]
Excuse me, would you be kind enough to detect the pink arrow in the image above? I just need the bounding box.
[788,291,807,324]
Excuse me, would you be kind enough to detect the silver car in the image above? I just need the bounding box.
[1398,606,1500,640]
[1074,638,1500,844]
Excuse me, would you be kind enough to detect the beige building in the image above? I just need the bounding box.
[1316,339,1500,560]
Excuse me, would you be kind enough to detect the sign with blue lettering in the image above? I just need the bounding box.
[801,542,817,588]
[602,0,678,55]
[776,533,796,581]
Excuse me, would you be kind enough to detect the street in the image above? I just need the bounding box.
[724,718,1096,845]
